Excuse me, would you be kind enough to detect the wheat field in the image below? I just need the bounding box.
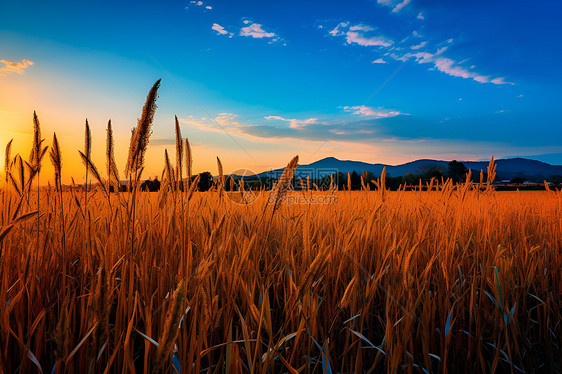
[0,81,560,373]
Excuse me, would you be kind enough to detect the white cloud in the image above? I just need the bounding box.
[0,59,34,76]
[206,5,212,9]
[372,58,387,64]
[349,25,373,32]
[211,23,228,35]
[417,12,424,20]
[265,115,318,129]
[410,41,427,50]
[343,105,405,118]
[240,22,277,39]
[329,22,393,47]
[346,31,393,47]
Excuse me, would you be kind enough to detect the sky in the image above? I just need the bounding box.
[1,0,561,182]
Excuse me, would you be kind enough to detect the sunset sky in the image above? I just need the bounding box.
[1,0,561,182]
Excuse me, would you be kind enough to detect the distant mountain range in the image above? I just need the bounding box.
[255,157,562,181]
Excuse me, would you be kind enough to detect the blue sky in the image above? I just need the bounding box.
[1,0,561,177]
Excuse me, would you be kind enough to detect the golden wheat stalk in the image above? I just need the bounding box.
[125,79,161,179]
[270,155,299,215]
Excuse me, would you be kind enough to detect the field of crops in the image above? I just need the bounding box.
[0,81,560,373]
[1,182,561,373]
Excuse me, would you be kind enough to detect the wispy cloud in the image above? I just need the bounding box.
[392,0,411,13]
[343,105,405,118]
[410,41,427,50]
[391,47,514,85]
[329,22,393,47]
[417,12,424,20]
[372,58,387,64]
[377,0,411,13]
[0,59,34,76]
[264,115,319,129]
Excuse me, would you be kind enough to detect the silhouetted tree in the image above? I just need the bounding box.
[350,171,361,190]
[197,172,213,191]
[447,160,468,182]
[141,177,161,191]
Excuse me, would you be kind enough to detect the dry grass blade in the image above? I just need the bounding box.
[79,151,108,197]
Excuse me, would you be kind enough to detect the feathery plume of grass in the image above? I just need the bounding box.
[216,156,224,197]
[185,138,192,189]
[106,120,120,191]
[27,112,48,192]
[306,173,311,191]
[347,172,351,191]
[175,116,183,191]
[155,280,186,372]
[29,111,42,170]
[4,139,13,184]
[479,169,484,191]
[486,156,496,191]
[49,133,62,192]
[84,119,92,160]
[125,79,161,180]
